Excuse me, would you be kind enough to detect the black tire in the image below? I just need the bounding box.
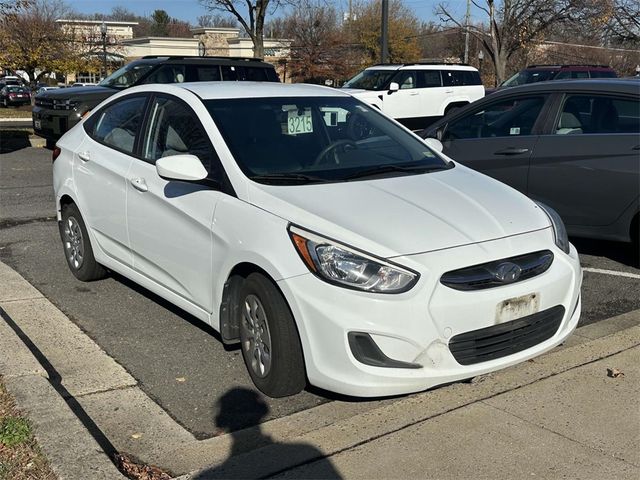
[238,273,306,397]
[45,139,56,150]
[59,203,107,281]
[444,104,460,116]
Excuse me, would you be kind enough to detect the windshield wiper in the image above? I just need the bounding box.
[343,164,449,181]
[248,173,326,185]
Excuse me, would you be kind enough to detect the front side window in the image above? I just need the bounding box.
[142,96,222,179]
[205,96,451,184]
[142,65,186,84]
[98,62,156,89]
[395,70,417,89]
[342,69,396,91]
[90,96,146,153]
[555,95,640,135]
[444,96,546,140]
[502,70,556,87]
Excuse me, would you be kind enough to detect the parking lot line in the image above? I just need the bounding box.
[583,267,640,279]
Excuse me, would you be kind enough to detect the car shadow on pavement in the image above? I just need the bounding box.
[192,388,342,479]
[571,237,639,268]
[0,130,31,154]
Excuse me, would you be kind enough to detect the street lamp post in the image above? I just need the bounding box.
[100,22,108,80]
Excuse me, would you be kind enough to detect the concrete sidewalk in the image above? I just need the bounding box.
[0,257,639,479]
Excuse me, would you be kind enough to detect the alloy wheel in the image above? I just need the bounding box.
[241,294,272,378]
[63,216,84,270]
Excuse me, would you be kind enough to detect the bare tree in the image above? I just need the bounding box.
[606,0,640,44]
[437,0,594,84]
[197,13,238,28]
[198,0,287,57]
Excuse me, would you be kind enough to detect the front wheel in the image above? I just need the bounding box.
[238,273,306,397]
[60,203,107,281]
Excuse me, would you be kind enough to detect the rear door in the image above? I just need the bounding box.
[75,95,148,267]
[528,92,640,227]
[439,93,551,193]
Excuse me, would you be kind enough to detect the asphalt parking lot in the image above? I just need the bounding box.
[1,146,639,439]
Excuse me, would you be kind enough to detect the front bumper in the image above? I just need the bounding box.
[278,228,582,397]
[32,105,81,140]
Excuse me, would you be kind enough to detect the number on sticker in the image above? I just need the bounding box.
[287,110,313,135]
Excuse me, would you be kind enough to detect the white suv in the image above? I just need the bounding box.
[343,64,485,129]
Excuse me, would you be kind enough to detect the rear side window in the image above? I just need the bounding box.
[88,96,147,154]
[417,70,442,88]
[442,70,481,86]
[221,66,274,81]
[555,95,640,135]
[589,70,616,78]
[192,66,222,81]
[445,96,546,140]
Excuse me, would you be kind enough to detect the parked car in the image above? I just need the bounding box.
[33,55,279,147]
[488,64,617,94]
[0,85,31,107]
[35,86,60,96]
[421,78,639,249]
[342,63,485,129]
[53,81,581,398]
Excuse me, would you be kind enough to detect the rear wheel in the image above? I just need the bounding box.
[238,273,306,397]
[60,203,107,281]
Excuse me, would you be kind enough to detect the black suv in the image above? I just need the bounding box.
[33,56,279,146]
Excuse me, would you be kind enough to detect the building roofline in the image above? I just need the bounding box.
[56,19,139,26]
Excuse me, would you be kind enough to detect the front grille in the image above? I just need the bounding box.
[448,305,565,365]
[440,250,554,291]
[35,97,53,108]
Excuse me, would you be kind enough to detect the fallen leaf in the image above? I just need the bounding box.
[131,433,143,439]
[175,377,186,383]
[607,368,624,378]
[115,453,172,480]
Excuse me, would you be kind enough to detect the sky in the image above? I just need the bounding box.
[65,0,477,25]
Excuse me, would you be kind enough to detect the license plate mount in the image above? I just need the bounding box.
[496,293,540,324]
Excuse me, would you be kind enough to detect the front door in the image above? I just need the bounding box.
[440,94,550,194]
[126,94,223,311]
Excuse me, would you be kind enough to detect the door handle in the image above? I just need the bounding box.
[445,89,454,94]
[494,147,530,156]
[633,145,640,150]
[77,151,90,162]
[130,177,148,192]
[409,92,419,96]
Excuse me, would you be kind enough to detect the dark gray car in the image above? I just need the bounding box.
[421,78,640,248]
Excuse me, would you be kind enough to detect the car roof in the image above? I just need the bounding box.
[525,64,613,70]
[130,56,275,68]
[366,63,478,71]
[488,78,639,96]
[170,81,351,100]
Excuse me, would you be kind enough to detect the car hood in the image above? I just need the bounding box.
[246,164,551,258]
[37,85,116,104]
[341,88,384,98]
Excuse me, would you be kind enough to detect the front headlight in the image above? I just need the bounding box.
[536,201,570,254]
[289,226,419,293]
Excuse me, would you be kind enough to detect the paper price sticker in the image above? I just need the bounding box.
[288,109,313,135]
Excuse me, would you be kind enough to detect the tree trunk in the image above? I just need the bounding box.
[253,31,264,58]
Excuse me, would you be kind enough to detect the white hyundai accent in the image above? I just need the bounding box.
[52,82,582,398]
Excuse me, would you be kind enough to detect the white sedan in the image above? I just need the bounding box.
[52,82,582,398]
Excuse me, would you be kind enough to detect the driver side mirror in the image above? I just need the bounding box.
[388,82,399,94]
[156,154,208,182]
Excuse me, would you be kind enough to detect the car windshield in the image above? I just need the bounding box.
[205,96,451,185]
[99,62,155,89]
[343,69,396,91]
[502,70,557,87]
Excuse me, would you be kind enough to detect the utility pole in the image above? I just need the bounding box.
[381,0,389,63]
[463,0,471,63]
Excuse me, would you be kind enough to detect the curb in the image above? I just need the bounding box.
[0,257,639,478]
